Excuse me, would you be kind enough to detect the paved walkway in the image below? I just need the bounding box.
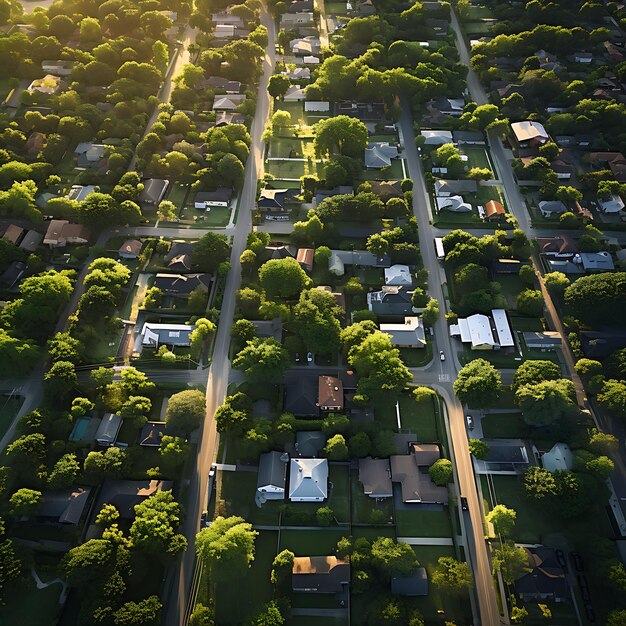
[31,568,67,602]
[397,537,454,546]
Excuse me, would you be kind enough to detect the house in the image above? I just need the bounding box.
[391,568,428,596]
[580,331,626,358]
[542,442,574,472]
[295,431,326,457]
[94,479,174,519]
[604,41,624,62]
[292,556,350,593]
[335,101,385,121]
[168,254,192,272]
[280,12,314,29]
[95,413,123,447]
[515,546,569,603]
[41,60,74,75]
[211,11,244,26]
[329,250,391,276]
[450,309,514,350]
[545,259,583,275]
[202,77,242,93]
[421,130,453,145]
[538,200,567,217]
[287,0,314,12]
[283,85,306,101]
[314,185,354,205]
[365,142,399,169]
[318,375,344,412]
[138,421,168,447]
[304,100,330,113]
[350,0,376,15]
[19,230,43,252]
[476,439,529,474]
[27,74,62,95]
[0,261,27,288]
[37,487,92,525]
[251,318,283,342]
[434,179,477,196]
[140,178,169,205]
[2,224,24,245]
[436,195,472,212]
[266,243,298,260]
[428,98,465,117]
[536,235,578,256]
[490,259,528,274]
[301,55,320,65]
[390,444,448,504]
[510,121,549,148]
[380,317,427,348]
[43,220,91,247]
[213,94,246,111]
[75,142,106,168]
[367,286,414,317]
[118,239,142,259]
[358,457,393,498]
[290,37,321,55]
[256,451,288,502]
[194,188,232,209]
[588,152,626,182]
[214,23,236,38]
[140,322,194,348]
[484,199,506,221]
[214,111,245,126]
[598,193,625,213]
[384,264,412,286]
[577,251,614,272]
[67,184,97,202]
[283,67,311,81]
[522,331,562,350]
[153,273,211,298]
[297,247,314,271]
[258,188,298,212]
[289,458,328,501]
[24,131,46,158]
[551,159,574,180]
[369,180,403,199]
[284,375,319,416]
[572,52,593,63]
[452,130,485,145]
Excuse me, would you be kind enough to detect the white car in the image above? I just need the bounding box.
[439,351,445,361]
[466,415,474,430]
[307,352,313,363]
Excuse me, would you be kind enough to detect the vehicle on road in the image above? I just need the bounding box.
[555,549,566,569]
[307,352,313,363]
[295,353,300,363]
[200,510,208,527]
[570,552,584,572]
[466,415,474,430]
[434,236,445,261]
[585,604,595,622]
[460,496,468,511]
[439,350,445,361]
[207,464,216,499]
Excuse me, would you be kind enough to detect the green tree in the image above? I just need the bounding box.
[428,459,453,486]
[47,453,80,489]
[598,379,626,418]
[268,74,290,98]
[270,549,294,585]
[233,338,290,382]
[324,434,349,460]
[165,390,206,433]
[189,604,215,626]
[250,601,284,626]
[371,537,419,575]
[607,610,626,626]
[9,488,42,518]
[422,298,440,326]
[515,379,577,426]
[492,543,531,584]
[113,596,162,625]
[468,438,490,459]
[259,257,312,298]
[543,271,570,296]
[486,504,516,536]
[524,466,558,499]
[517,288,543,317]
[512,360,561,392]
[316,506,334,526]
[564,272,626,324]
[575,358,602,380]
[192,232,230,272]
[453,359,502,407]
[62,539,115,587]
[314,115,368,158]
[431,557,473,593]
[348,432,371,458]
[47,331,82,364]
[83,447,128,483]
[96,504,120,527]
[159,436,191,474]
[589,429,618,455]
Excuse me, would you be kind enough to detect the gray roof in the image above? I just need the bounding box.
[292,556,350,593]
[434,179,478,195]
[154,273,211,297]
[38,487,91,524]
[251,318,283,342]
[578,251,615,272]
[138,421,168,447]
[285,375,319,417]
[390,444,448,504]
[452,130,485,143]
[257,451,288,490]
[0,261,26,287]
[330,249,391,267]
[522,331,562,348]
[95,479,174,519]
[483,439,529,468]
[95,413,122,446]
[367,286,414,317]
[289,458,328,500]
[358,457,393,498]
[140,178,169,204]
[391,568,428,596]
[18,229,43,251]
[296,431,326,457]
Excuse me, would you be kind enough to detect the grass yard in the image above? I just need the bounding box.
[269,136,315,160]
[266,158,312,179]
[395,508,452,538]
[510,315,545,332]
[275,101,309,126]
[399,343,432,367]
[466,5,494,19]
[0,395,22,439]
[166,182,189,209]
[180,204,231,227]
[279,529,347,554]
[465,19,496,35]
[433,209,486,228]
[360,159,404,181]
[460,349,522,369]
[329,463,350,523]
[324,0,349,15]
[351,469,394,524]
[219,470,280,525]
[463,146,492,171]
[352,525,396,541]
[0,575,63,626]
[481,412,530,439]
[287,618,347,626]
[397,393,439,442]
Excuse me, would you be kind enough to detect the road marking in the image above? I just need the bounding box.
[439,374,450,382]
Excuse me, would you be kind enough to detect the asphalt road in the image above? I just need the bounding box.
[161,13,276,626]
[399,105,501,626]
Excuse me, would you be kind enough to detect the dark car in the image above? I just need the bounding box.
[570,552,584,572]
[555,549,567,569]
[460,496,469,511]
[585,604,596,622]
[578,575,590,602]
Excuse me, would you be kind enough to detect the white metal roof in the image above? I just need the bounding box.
[491,309,514,347]
[465,314,496,348]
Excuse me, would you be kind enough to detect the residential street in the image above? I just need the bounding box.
[162,13,277,626]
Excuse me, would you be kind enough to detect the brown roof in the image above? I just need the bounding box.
[410,443,442,466]
[62,223,91,241]
[119,239,142,256]
[297,247,314,267]
[485,200,505,217]
[318,375,343,410]
[2,224,24,244]
[293,556,348,575]
[536,235,578,254]
[44,219,68,243]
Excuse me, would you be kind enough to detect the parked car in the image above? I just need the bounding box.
[585,604,596,622]
[466,415,474,430]
[460,496,468,511]
[207,464,216,497]
[555,549,567,569]
[200,510,208,527]
[578,575,590,602]
[307,352,313,363]
[570,552,584,572]
[439,350,445,361]
[294,353,301,363]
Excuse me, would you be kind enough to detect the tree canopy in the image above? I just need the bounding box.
[453,359,502,408]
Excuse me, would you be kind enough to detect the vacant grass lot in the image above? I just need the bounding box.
[279,529,347,554]
[481,412,530,438]
[395,508,452,537]
[266,159,310,179]
[397,393,439,442]
[463,146,493,171]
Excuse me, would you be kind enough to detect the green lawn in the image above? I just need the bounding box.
[397,394,439,442]
[510,315,545,332]
[352,525,396,541]
[324,0,349,15]
[480,412,530,439]
[399,343,432,367]
[0,396,22,439]
[395,508,452,538]
[0,575,63,626]
[269,137,314,159]
[360,159,404,181]
[463,146,492,170]
[329,463,350,523]
[351,469,394,524]
[179,204,231,227]
[279,529,348,555]
[166,182,189,209]
[460,349,522,369]
[266,158,311,179]
[287,618,346,626]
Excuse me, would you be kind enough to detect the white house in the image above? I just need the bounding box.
[256,451,288,503]
[289,458,328,502]
[542,443,574,472]
[365,142,399,169]
[283,85,306,101]
[450,309,514,350]
[511,120,549,147]
[380,317,427,348]
[538,200,567,217]
[421,130,453,145]
[384,264,412,286]
[598,193,625,213]
[436,195,472,212]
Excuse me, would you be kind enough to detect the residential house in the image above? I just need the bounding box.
[295,431,326,457]
[67,184,97,202]
[542,442,574,472]
[369,180,403,199]
[384,264,412,286]
[93,479,174,519]
[283,85,306,101]
[118,239,142,259]
[434,179,477,196]
[37,487,92,525]
[0,261,27,288]
[436,195,472,212]
[75,142,106,168]
[358,457,393,498]
[581,330,626,358]
[476,439,530,474]
[318,376,344,412]
[450,309,514,350]
[258,188,298,212]
[211,12,244,27]
[484,199,506,222]
[287,0,314,12]
[335,101,385,121]
[490,259,528,275]
[314,185,353,205]
[280,12,314,29]
[571,52,593,63]
[283,67,311,81]
[43,220,91,247]
[522,331,562,351]
[598,193,625,213]
[330,249,391,276]
[421,130,453,145]
[296,247,314,271]
[256,451,288,502]
[538,200,567,217]
[290,37,321,55]
[390,444,448,504]
[213,94,246,111]
[138,422,168,447]
[140,178,169,206]
[95,413,123,447]
[168,254,192,272]
[365,142,399,169]
[367,285,414,317]
[536,235,578,257]
[427,98,465,117]
[350,0,376,15]
[2,224,24,245]
[304,101,330,113]
[588,151,626,182]
[27,74,62,95]
[289,458,328,501]
[194,188,232,209]
[202,77,242,93]
[292,556,350,593]
[284,375,319,416]
[604,41,624,62]
[251,318,283,342]
[214,111,245,126]
[19,230,43,252]
[214,23,236,39]
[515,547,569,603]
[452,130,485,144]
[380,317,427,348]
[391,568,428,596]
[266,243,298,260]
[510,121,549,149]
[24,131,46,158]
[140,322,194,349]
[154,273,211,298]
[41,60,74,75]
[551,159,574,180]
[576,251,615,272]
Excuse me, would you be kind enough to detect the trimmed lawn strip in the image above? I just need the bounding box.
[279,529,347,555]
[395,508,452,538]
[287,618,346,626]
